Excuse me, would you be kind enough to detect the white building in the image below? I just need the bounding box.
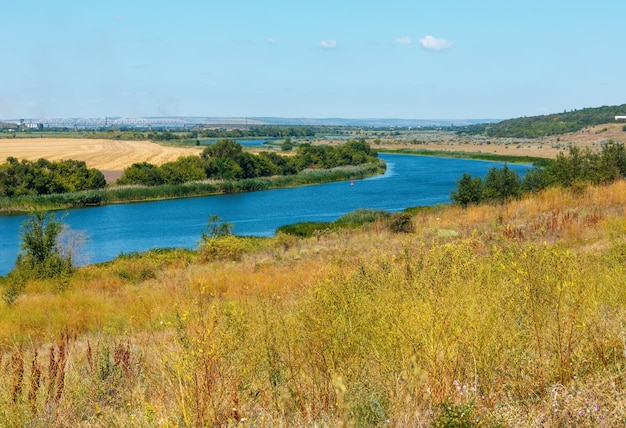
[615,116,626,121]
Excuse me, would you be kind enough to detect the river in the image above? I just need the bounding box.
[0,154,531,275]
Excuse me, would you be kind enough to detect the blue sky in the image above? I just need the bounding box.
[1,1,624,120]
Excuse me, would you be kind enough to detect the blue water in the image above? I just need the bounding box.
[0,154,530,275]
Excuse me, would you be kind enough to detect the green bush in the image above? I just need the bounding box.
[276,222,335,238]
[3,212,73,304]
[201,236,260,261]
[336,209,390,227]
[387,212,414,233]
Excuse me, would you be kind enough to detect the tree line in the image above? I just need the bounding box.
[117,139,378,186]
[194,126,316,139]
[0,157,106,197]
[451,141,626,206]
[80,126,318,142]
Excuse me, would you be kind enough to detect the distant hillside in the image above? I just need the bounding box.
[462,104,626,138]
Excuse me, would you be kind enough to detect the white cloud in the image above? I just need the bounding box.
[394,36,412,45]
[419,35,453,51]
[320,39,338,50]
[266,37,276,45]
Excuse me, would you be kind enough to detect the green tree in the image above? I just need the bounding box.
[597,141,626,182]
[0,157,105,196]
[3,213,73,305]
[521,167,550,193]
[281,138,294,151]
[201,139,243,161]
[201,214,233,240]
[160,156,206,184]
[205,157,244,180]
[481,164,522,203]
[117,162,164,186]
[451,173,483,207]
[16,212,73,278]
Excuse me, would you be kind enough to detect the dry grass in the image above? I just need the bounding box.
[368,123,626,159]
[0,138,202,171]
[1,181,626,426]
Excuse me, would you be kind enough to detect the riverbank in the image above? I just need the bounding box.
[0,161,386,215]
[377,148,550,165]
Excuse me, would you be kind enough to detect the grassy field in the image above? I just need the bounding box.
[1,180,625,426]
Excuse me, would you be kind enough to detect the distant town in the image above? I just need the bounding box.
[0,116,500,131]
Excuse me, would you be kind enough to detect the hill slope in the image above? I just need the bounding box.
[464,104,626,137]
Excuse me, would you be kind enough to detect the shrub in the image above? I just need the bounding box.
[276,221,334,238]
[3,212,73,304]
[336,209,390,227]
[387,212,414,233]
[201,215,233,240]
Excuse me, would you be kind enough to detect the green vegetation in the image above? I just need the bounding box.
[2,213,73,305]
[462,104,626,137]
[60,126,317,144]
[1,180,626,426]
[0,157,106,197]
[277,208,417,237]
[452,141,626,206]
[117,139,379,186]
[382,148,549,165]
[277,208,390,237]
[0,140,384,213]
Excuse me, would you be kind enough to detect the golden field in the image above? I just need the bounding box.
[0,138,203,181]
[1,180,625,426]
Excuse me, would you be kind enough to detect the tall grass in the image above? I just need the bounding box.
[1,180,625,426]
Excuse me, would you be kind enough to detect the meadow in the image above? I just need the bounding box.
[0,178,625,426]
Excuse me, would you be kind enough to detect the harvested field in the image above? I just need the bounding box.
[0,138,203,172]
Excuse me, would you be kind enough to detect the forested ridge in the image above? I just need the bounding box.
[462,104,626,137]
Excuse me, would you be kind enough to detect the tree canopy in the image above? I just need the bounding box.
[0,157,106,197]
[118,139,379,186]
